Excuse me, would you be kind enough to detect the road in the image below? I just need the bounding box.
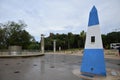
[0,54,120,80]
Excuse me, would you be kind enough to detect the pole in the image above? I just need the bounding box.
[53,40,56,53]
[50,40,56,68]
[40,34,45,80]
[41,34,44,54]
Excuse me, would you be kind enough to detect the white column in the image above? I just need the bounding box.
[53,40,56,53]
[41,34,44,53]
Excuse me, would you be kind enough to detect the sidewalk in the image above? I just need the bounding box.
[104,55,120,60]
[46,51,120,60]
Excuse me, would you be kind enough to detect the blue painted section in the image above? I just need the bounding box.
[88,6,99,26]
[81,49,106,76]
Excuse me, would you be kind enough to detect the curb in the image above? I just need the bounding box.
[0,54,45,58]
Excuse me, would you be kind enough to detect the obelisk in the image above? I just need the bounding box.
[81,6,106,76]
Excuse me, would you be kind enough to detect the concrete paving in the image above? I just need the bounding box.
[0,53,120,80]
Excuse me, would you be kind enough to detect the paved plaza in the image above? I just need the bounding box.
[0,53,120,80]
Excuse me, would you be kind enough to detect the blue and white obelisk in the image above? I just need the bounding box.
[81,6,106,76]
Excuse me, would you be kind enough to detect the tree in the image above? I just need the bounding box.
[0,28,6,49]
[67,32,74,49]
[102,31,120,49]
[79,30,86,48]
[28,38,40,50]
[106,32,120,43]
[0,21,33,49]
[102,34,107,48]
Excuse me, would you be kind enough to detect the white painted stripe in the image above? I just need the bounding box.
[85,25,103,49]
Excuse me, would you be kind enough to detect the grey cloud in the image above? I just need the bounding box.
[0,0,120,41]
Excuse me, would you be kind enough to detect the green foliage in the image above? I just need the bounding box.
[44,31,120,50]
[102,31,120,49]
[0,27,6,48]
[0,21,119,50]
[28,42,40,50]
[0,21,32,49]
[44,31,86,50]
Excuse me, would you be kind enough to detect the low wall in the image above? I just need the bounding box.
[9,46,22,55]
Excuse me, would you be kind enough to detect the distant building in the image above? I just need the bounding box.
[110,43,120,49]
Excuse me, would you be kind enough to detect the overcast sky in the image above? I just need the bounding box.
[0,0,120,41]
